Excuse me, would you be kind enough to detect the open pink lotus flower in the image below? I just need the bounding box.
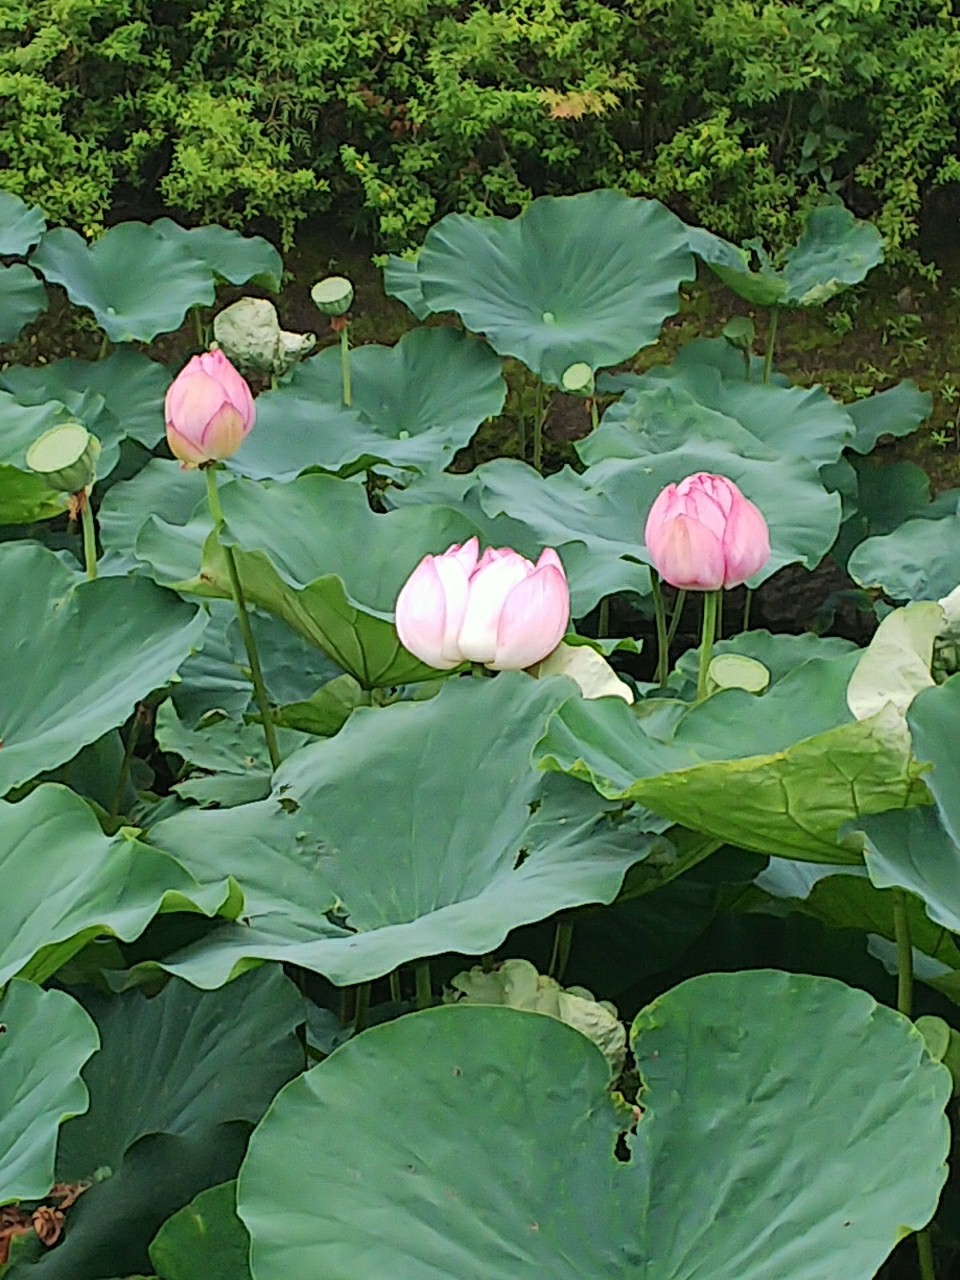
[644,472,770,590]
[165,349,255,468]
[395,537,570,671]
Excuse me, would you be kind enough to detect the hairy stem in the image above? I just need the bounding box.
[696,591,721,703]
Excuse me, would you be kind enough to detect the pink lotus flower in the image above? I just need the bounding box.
[644,472,770,590]
[165,350,255,468]
[395,538,570,671]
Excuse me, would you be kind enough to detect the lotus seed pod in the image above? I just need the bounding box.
[26,423,101,493]
[561,362,594,396]
[311,276,354,317]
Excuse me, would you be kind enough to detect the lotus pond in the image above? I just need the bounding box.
[3,186,960,1278]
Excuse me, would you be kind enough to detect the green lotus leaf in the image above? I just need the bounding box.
[238,972,949,1280]
[0,982,98,1206]
[862,676,960,930]
[833,458,960,568]
[687,227,789,306]
[139,472,486,688]
[846,381,931,454]
[0,543,207,793]
[691,206,883,308]
[98,460,207,576]
[0,348,170,452]
[149,1182,250,1280]
[848,512,960,601]
[36,968,303,1280]
[0,263,48,342]
[155,701,310,807]
[29,224,218,343]
[0,464,66,525]
[0,783,233,987]
[382,252,431,319]
[537,650,930,860]
[232,327,505,480]
[147,674,662,988]
[780,205,885,305]
[580,343,855,473]
[151,218,283,291]
[414,191,694,383]
[0,191,46,256]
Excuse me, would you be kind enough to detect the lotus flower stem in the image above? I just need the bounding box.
[532,380,545,472]
[352,982,371,1035]
[204,466,282,772]
[109,704,145,824]
[388,970,402,1003]
[742,586,753,632]
[98,334,111,361]
[340,325,352,407]
[193,308,205,350]
[893,891,938,1279]
[666,589,687,650]
[414,960,433,1010]
[79,493,98,581]
[762,308,779,384]
[696,591,721,703]
[716,590,724,641]
[597,596,610,638]
[548,918,574,983]
[651,575,669,685]
[590,398,599,431]
[892,888,913,1018]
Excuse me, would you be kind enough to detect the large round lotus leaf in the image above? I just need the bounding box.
[139,472,486,688]
[232,327,505,480]
[846,381,931,454]
[780,205,885,306]
[29,224,217,342]
[848,512,960,601]
[690,206,883,308]
[0,348,170,451]
[148,674,660,988]
[0,465,66,525]
[0,263,47,342]
[0,784,231,987]
[0,982,98,1206]
[0,191,46,256]
[0,543,207,793]
[834,459,960,568]
[862,676,960,930]
[149,1182,250,1280]
[537,652,929,860]
[238,972,949,1280]
[151,218,283,291]
[38,968,303,1280]
[581,341,855,472]
[414,191,694,383]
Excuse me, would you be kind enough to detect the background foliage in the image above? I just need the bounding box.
[4,0,960,254]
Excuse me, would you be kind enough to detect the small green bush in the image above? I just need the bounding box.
[3,0,960,258]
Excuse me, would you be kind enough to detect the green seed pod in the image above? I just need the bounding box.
[561,362,595,396]
[26,423,101,493]
[311,276,354,317]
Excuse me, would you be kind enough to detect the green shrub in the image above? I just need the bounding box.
[3,0,960,258]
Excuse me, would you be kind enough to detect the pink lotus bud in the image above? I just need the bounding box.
[164,350,255,468]
[644,472,770,590]
[395,538,570,671]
